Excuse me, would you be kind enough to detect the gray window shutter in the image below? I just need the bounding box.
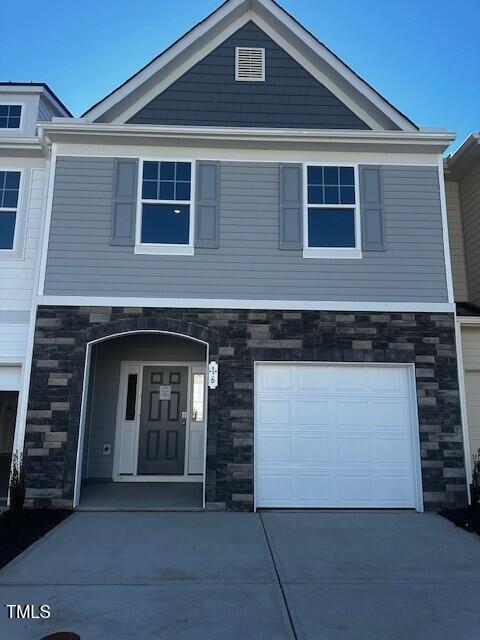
[279,164,303,250]
[195,161,219,248]
[111,158,138,246]
[360,165,385,252]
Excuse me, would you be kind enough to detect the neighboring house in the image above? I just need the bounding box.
[14,0,468,512]
[445,134,480,485]
[0,83,71,504]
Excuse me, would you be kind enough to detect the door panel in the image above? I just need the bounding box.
[138,366,188,475]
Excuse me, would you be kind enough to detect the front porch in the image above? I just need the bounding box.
[78,331,208,510]
[78,481,203,511]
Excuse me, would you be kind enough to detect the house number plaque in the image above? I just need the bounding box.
[208,362,218,389]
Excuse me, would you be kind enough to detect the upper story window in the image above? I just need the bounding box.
[0,105,22,129]
[235,47,265,81]
[0,171,21,250]
[137,160,194,255]
[304,165,361,259]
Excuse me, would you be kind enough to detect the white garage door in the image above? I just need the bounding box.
[255,364,420,509]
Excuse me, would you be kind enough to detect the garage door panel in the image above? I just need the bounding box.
[295,399,331,426]
[295,366,332,392]
[294,436,332,463]
[255,364,420,509]
[370,367,410,397]
[257,399,291,426]
[378,475,415,504]
[256,473,293,505]
[294,473,334,503]
[256,365,292,392]
[336,400,370,428]
[336,437,372,464]
[257,435,291,463]
[376,437,412,464]
[338,474,374,503]
[372,401,410,428]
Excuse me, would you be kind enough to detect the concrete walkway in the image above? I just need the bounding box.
[0,511,479,639]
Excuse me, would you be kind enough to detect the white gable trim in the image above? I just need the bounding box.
[84,0,247,122]
[255,0,416,132]
[110,12,253,125]
[83,0,417,132]
[111,11,382,130]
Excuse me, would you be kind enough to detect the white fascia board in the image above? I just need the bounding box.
[83,0,247,122]
[39,122,455,151]
[0,86,44,96]
[54,144,440,166]
[38,295,455,313]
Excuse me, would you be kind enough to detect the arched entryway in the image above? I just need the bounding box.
[75,330,209,509]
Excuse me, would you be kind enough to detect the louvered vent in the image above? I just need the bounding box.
[235,47,265,81]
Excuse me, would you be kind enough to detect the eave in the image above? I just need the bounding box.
[38,122,454,154]
[0,137,46,158]
[446,134,480,179]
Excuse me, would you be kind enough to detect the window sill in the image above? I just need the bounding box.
[303,247,362,259]
[134,244,194,256]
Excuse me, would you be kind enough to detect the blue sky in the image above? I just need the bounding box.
[2,0,478,153]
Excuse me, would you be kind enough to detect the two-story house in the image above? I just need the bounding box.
[0,83,70,504]
[445,134,480,487]
[16,0,468,512]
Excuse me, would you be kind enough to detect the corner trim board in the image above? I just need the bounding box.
[437,156,455,304]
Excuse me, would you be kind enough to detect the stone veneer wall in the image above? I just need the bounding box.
[24,306,467,511]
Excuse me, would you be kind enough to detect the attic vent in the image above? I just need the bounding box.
[235,47,265,81]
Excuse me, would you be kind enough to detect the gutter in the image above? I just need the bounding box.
[37,122,455,151]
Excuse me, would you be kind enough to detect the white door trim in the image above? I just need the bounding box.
[455,321,473,494]
[253,361,424,512]
[73,330,209,508]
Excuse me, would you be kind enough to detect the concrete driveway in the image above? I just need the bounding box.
[0,511,479,639]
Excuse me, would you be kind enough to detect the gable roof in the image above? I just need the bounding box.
[82,0,418,131]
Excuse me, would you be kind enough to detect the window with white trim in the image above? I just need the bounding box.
[235,47,265,81]
[0,171,20,250]
[0,105,22,129]
[138,160,193,254]
[305,165,361,258]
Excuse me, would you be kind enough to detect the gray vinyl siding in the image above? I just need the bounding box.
[445,179,468,301]
[45,156,448,303]
[37,97,56,122]
[128,21,369,130]
[84,333,205,479]
[459,163,480,305]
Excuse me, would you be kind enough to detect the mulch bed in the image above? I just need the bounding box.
[440,505,480,536]
[0,508,72,570]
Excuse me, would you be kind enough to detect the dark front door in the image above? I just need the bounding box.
[137,366,188,475]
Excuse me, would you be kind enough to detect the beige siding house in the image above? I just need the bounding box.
[446,134,480,483]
